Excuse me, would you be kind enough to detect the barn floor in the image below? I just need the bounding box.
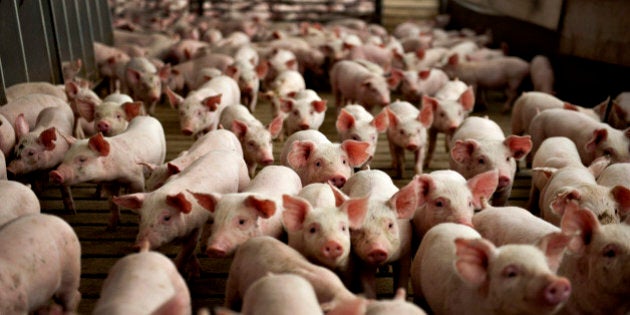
[39,90,532,313]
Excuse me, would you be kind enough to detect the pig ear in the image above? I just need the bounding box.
[230,120,249,139]
[550,188,581,217]
[415,174,436,206]
[38,127,57,151]
[454,238,497,286]
[165,87,184,109]
[166,192,193,214]
[202,94,223,111]
[419,69,431,80]
[422,95,439,112]
[387,69,403,90]
[245,195,277,219]
[122,101,144,120]
[585,128,608,153]
[327,182,349,207]
[532,167,557,180]
[535,232,571,273]
[282,194,311,232]
[458,86,475,111]
[341,140,371,167]
[88,133,110,156]
[267,115,283,139]
[450,139,479,164]
[255,61,268,78]
[418,104,434,128]
[76,98,98,122]
[342,196,370,229]
[448,54,459,66]
[126,67,142,86]
[336,108,356,133]
[504,135,532,160]
[389,179,420,219]
[415,48,426,60]
[560,202,600,255]
[14,114,30,138]
[158,64,171,80]
[587,156,611,177]
[225,65,239,78]
[288,140,316,168]
[65,81,80,99]
[611,186,630,218]
[371,108,389,133]
[166,162,182,175]
[280,99,294,113]
[112,193,146,212]
[311,100,327,113]
[286,59,297,69]
[467,169,499,209]
[385,106,400,129]
[188,190,220,213]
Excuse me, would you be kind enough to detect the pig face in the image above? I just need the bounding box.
[50,134,112,186]
[127,69,162,104]
[336,107,388,159]
[282,194,368,269]
[423,87,474,135]
[386,105,433,152]
[549,185,630,225]
[360,78,390,108]
[585,128,630,164]
[281,98,327,135]
[231,118,281,167]
[190,192,279,258]
[454,237,572,314]
[167,88,222,137]
[113,192,197,249]
[90,102,143,136]
[8,127,60,175]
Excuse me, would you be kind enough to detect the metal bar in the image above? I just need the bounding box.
[96,0,114,45]
[42,0,63,84]
[0,56,6,105]
[0,0,29,86]
[18,0,55,82]
[50,0,73,63]
[78,0,97,81]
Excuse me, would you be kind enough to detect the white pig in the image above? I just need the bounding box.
[335,105,389,168]
[330,60,397,112]
[77,100,145,136]
[530,55,554,94]
[279,89,328,137]
[0,180,41,225]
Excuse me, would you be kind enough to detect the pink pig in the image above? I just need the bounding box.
[5,81,67,103]
[224,60,268,112]
[0,180,40,226]
[0,114,16,156]
[188,165,301,258]
[219,104,283,177]
[0,214,81,314]
[113,150,250,276]
[341,170,420,298]
[330,60,397,112]
[411,223,571,315]
[123,57,170,115]
[93,248,191,315]
[279,89,328,137]
[385,100,434,178]
[336,104,389,168]
[77,100,144,137]
[450,116,532,206]
[399,68,449,104]
[280,129,371,188]
[530,55,555,94]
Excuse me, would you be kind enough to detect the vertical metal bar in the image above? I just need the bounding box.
[0,0,29,86]
[77,0,97,81]
[91,0,105,43]
[18,0,55,82]
[50,0,73,62]
[41,0,63,84]
[66,0,87,79]
[97,0,114,45]
[0,56,6,105]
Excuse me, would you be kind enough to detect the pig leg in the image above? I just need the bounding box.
[107,184,122,231]
[503,81,520,114]
[60,185,76,215]
[174,228,201,279]
[389,140,405,178]
[359,265,378,299]
[414,148,425,175]
[392,253,411,293]
[424,128,439,169]
[527,185,541,217]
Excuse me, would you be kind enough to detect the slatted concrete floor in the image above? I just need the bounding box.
[38,91,531,313]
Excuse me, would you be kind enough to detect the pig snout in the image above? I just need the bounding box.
[261,157,274,166]
[498,175,511,189]
[50,167,72,184]
[406,143,419,151]
[366,246,389,265]
[181,126,194,136]
[329,176,347,188]
[206,240,231,258]
[322,240,344,259]
[299,123,310,130]
[447,125,458,135]
[96,121,112,134]
[542,278,571,306]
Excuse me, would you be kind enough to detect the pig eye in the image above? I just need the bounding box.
[315,161,321,167]
[502,265,519,278]
[351,135,360,141]
[603,149,614,157]
[309,226,318,234]
[506,156,511,162]
[116,113,122,119]
[340,224,347,232]
[310,110,315,115]
[602,244,618,258]
[342,158,347,165]
[435,199,444,207]
[388,222,394,229]
[239,218,247,225]
[163,215,171,222]
[293,110,299,116]
[399,130,405,136]
[439,112,445,118]
[78,156,87,163]
[477,157,485,165]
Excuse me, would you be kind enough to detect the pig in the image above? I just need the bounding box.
[330,60,397,112]
[163,53,235,92]
[442,54,530,113]
[264,48,299,86]
[450,116,532,206]
[4,81,67,103]
[385,100,434,178]
[594,91,630,130]
[280,129,371,188]
[423,86,475,169]
[0,180,41,225]
[265,70,307,117]
[7,106,74,176]
[216,273,323,315]
[556,202,630,314]
[166,74,241,138]
[282,183,363,277]
[0,114,16,157]
[401,47,449,70]
[76,99,145,137]
[433,78,469,102]
[0,151,6,179]
[113,150,250,276]
[279,89,327,137]
[65,81,103,138]
[188,165,301,258]
[341,170,420,298]
[343,42,395,72]
[411,222,572,315]
[530,55,555,94]
[123,57,170,115]
[93,249,191,315]
[219,104,283,177]
[93,41,131,92]
[144,129,243,191]
[597,162,630,189]
[398,68,449,104]
[225,60,268,112]
[0,213,81,314]
[50,116,167,229]
[335,105,389,168]
[224,236,357,311]
[164,38,209,64]
[537,163,630,226]
[528,108,630,166]
[511,91,602,136]
[473,200,562,246]
[412,169,498,239]
[327,288,427,315]
[0,93,68,134]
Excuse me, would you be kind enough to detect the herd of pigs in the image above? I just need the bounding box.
[1,2,630,314]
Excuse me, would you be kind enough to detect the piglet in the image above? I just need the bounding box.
[0,213,81,314]
[327,288,426,315]
[113,150,250,276]
[4,81,67,103]
[411,222,571,315]
[385,100,433,178]
[0,180,40,226]
[450,116,532,206]
[280,129,371,188]
[530,55,555,94]
[330,60,397,112]
[224,236,356,311]
[279,89,327,138]
[188,165,301,258]
[265,69,307,117]
[336,105,388,168]
[93,248,191,315]
[123,57,170,115]
[225,60,268,112]
[399,68,449,104]
[77,99,145,136]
